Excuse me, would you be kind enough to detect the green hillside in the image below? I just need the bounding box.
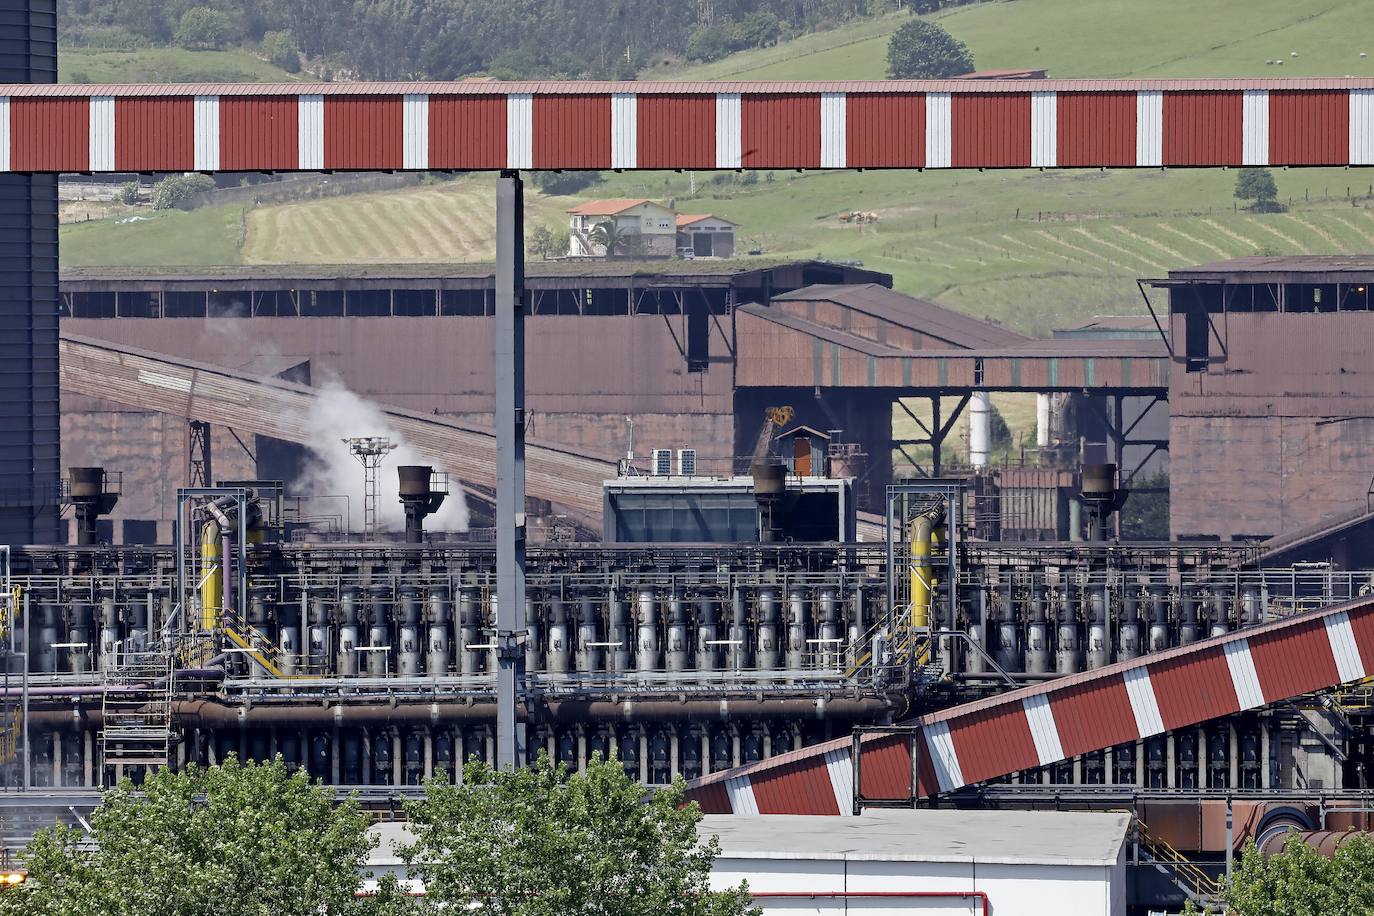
[664,0,1374,80]
[60,46,305,84]
[57,0,1374,335]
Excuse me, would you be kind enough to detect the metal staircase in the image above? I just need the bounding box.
[1134,816,1223,906]
[98,649,175,778]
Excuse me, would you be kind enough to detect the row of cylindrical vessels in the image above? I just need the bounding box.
[21,582,880,677]
[19,718,1270,790]
[946,582,1268,676]
[19,719,820,788]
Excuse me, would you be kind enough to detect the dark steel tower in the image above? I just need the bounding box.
[0,0,59,545]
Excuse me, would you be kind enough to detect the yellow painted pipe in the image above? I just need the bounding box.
[910,515,933,636]
[200,519,221,631]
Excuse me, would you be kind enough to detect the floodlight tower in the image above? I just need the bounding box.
[344,437,398,539]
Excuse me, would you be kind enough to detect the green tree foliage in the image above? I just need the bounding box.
[1235,167,1284,212]
[528,224,570,260]
[174,6,241,50]
[530,170,603,196]
[115,181,140,205]
[1120,470,1170,540]
[261,30,301,73]
[62,0,874,79]
[0,757,376,916]
[589,219,631,256]
[886,19,975,78]
[151,173,217,210]
[401,755,759,916]
[1219,833,1374,915]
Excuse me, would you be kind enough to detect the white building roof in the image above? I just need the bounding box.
[701,809,1130,867]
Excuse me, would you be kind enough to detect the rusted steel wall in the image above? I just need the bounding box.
[1170,310,1374,538]
[687,595,1374,816]
[4,80,1373,171]
[734,308,1167,391]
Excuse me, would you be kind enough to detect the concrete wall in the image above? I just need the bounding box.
[710,855,1123,916]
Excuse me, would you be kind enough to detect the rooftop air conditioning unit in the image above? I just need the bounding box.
[677,448,697,476]
[652,449,673,476]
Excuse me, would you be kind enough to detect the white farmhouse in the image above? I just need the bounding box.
[567,199,678,257]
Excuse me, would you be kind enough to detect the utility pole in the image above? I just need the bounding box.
[495,171,527,770]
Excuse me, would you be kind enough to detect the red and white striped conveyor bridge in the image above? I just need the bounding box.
[687,595,1374,815]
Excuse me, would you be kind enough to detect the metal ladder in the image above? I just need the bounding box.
[98,648,175,778]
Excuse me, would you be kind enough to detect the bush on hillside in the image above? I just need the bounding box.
[260,30,300,73]
[1234,167,1285,212]
[115,182,140,205]
[886,19,975,78]
[174,7,240,51]
[151,173,216,210]
[530,171,603,196]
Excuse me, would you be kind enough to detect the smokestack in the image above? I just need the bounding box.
[751,460,787,543]
[68,467,119,546]
[397,466,446,544]
[1080,463,1126,541]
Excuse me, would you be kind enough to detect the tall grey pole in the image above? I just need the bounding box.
[495,171,527,770]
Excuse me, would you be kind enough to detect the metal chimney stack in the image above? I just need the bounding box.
[68,467,119,546]
[397,466,446,544]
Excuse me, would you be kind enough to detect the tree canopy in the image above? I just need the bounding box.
[1212,833,1374,915]
[1,756,377,916]
[400,755,759,916]
[886,18,975,79]
[1234,167,1284,212]
[59,0,887,80]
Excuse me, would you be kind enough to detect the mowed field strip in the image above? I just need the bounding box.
[241,181,573,264]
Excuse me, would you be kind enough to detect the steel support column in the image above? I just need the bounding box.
[495,172,527,771]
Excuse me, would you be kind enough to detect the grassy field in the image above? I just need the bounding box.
[60,46,306,84]
[61,204,247,268]
[240,178,572,264]
[664,0,1374,80]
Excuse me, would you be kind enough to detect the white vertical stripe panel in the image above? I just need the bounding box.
[1224,639,1266,710]
[1123,667,1165,738]
[724,774,758,815]
[1030,91,1057,168]
[715,93,741,169]
[0,98,10,173]
[89,96,114,172]
[610,93,637,169]
[820,92,846,169]
[1325,612,1366,684]
[924,92,951,168]
[1022,694,1065,766]
[924,721,964,792]
[1136,90,1163,167]
[402,94,428,170]
[193,96,219,171]
[1351,90,1374,165]
[823,747,853,816]
[506,93,533,169]
[1242,89,1269,166]
[297,94,324,170]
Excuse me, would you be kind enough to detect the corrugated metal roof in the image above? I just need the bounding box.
[1169,255,1374,280]
[771,284,1029,350]
[10,79,1374,96]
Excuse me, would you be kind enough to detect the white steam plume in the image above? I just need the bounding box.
[295,379,470,533]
